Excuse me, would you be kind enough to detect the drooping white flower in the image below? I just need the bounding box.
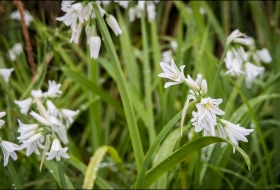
[46,139,70,161]
[69,22,83,44]
[244,62,264,88]
[0,68,14,82]
[161,50,172,63]
[49,115,68,144]
[256,48,272,63]
[233,37,254,47]
[88,36,101,59]
[0,112,5,128]
[14,98,33,115]
[226,29,246,45]
[44,80,62,98]
[61,109,79,126]
[115,0,130,8]
[0,139,22,166]
[10,10,33,26]
[224,50,244,76]
[158,59,186,88]
[147,3,156,22]
[7,43,23,61]
[217,119,254,153]
[21,140,43,156]
[106,15,122,36]
[170,40,178,52]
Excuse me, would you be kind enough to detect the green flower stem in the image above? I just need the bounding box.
[0,150,21,189]
[141,15,156,144]
[56,160,67,189]
[93,4,144,171]
[231,79,274,186]
[87,51,102,151]
[209,46,228,97]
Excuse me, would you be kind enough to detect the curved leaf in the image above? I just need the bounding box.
[83,146,122,189]
[134,136,251,189]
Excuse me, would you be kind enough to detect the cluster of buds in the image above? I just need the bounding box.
[159,59,254,153]
[225,29,272,88]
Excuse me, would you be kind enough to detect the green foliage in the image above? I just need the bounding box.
[0,1,279,189]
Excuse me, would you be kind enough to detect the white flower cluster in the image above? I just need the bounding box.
[14,80,79,145]
[17,98,70,162]
[128,1,159,22]
[56,0,124,59]
[225,29,272,88]
[7,43,23,61]
[10,10,33,26]
[159,60,254,153]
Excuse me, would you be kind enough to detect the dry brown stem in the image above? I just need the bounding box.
[13,0,36,75]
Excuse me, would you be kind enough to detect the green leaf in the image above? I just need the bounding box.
[44,161,75,189]
[93,3,144,171]
[135,102,195,189]
[62,67,125,117]
[82,146,122,189]
[135,136,251,189]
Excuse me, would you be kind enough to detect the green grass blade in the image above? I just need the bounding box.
[93,3,144,171]
[62,67,124,117]
[135,102,195,189]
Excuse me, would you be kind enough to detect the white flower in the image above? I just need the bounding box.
[137,1,146,10]
[257,48,272,63]
[18,120,39,137]
[21,140,43,156]
[0,112,6,128]
[129,8,136,22]
[185,75,200,91]
[10,10,33,26]
[30,111,51,126]
[69,22,83,44]
[158,59,186,88]
[61,1,75,12]
[224,51,244,76]
[244,62,264,88]
[147,3,156,22]
[7,43,22,61]
[115,0,130,8]
[46,139,70,161]
[226,29,246,45]
[31,89,43,98]
[106,15,122,36]
[170,40,178,52]
[61,109,79,126]
[233,37,254,47]
[161,50,172,63]
[14,98,33,114]
[191,97,225,136]
[88,36,101,59]
[56,2,83,31]
[91,2,106,18]
[217,119,254,153]
[201,79,207,95]
[0,68,14,82]
[80,3,92,23]
[44,80,62,98]
[0,139,22,166]
[49,115,68,144]
[195,73,203,86]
